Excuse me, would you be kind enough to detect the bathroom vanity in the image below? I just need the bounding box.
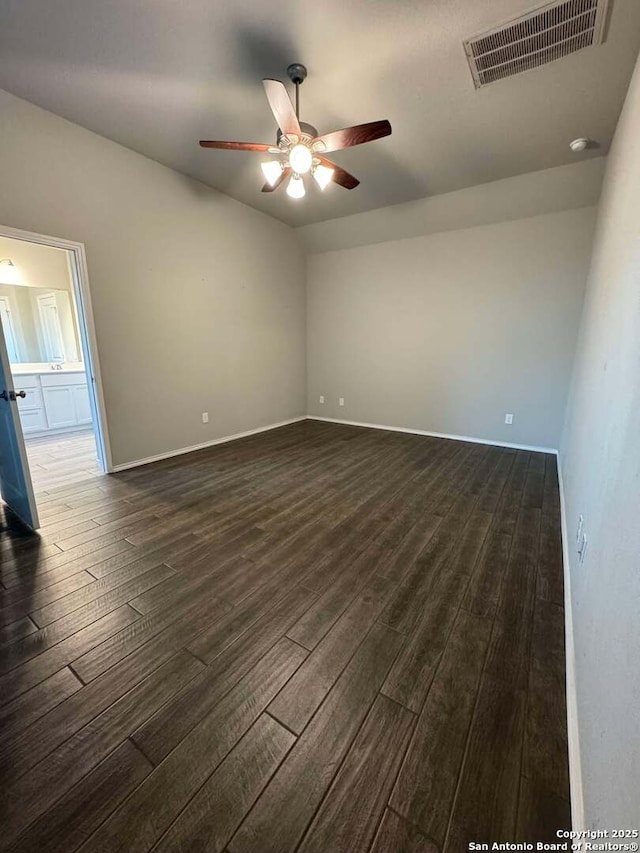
[12,363,92,435]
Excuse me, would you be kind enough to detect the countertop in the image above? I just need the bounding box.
[11,362,86,375]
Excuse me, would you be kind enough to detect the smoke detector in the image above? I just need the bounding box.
[570,137,591,151]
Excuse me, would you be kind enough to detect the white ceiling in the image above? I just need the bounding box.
[1,0,639,227]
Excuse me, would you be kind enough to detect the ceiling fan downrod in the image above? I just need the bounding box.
[287,63,307,120]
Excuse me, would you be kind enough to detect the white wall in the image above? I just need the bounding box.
[307,206,596,450]
[0,88,306,467]
[297,159,604,254]
[0,235,71,291]
[560,54,640,829]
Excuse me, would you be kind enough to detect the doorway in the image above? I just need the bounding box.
[0,225,111,528]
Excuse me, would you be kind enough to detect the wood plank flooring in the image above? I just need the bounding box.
[0,420,570,852]
[24,430,101,494]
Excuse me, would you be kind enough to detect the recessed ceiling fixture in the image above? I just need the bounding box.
[199,64,392,200]
[463,0,610,88]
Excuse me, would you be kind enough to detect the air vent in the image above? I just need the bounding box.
[463,0,610,88]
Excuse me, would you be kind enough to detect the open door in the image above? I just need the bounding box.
[0,321,39,530]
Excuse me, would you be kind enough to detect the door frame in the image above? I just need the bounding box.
[0,224,113,473]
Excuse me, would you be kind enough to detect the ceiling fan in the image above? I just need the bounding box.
[199,64,392,199]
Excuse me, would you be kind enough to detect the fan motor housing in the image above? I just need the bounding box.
[277,121,318,147]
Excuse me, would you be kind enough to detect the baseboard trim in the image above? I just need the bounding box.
[112,415,557,473]
[110,417,307,472]
[557,454,585,831]
[307,415,557,454]
[25,425,94,439]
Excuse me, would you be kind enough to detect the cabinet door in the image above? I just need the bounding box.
[17,386,44,413]
[19,409,48,433]
[42,386,77,428]
[72,384,92,425]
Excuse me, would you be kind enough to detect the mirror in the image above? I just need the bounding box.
[0,283,81,365]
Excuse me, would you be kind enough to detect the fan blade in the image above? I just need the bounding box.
[262,167,291,193]
[313,120,391,153]
[318,156,360,189]
[262,79,301,137]
[199,140,273,151]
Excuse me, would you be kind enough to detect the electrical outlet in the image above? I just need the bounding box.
[201,412,209,424]
[319,395,325,404]
[576,514,584,544]
[339,397,345,407]
[504,413,513,425]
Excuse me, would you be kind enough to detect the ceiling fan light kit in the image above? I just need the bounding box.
[312,163,334,190]
[261,160,284,186]
[289,143,313,175]
[286,174,306,199]
[199,63,392,201]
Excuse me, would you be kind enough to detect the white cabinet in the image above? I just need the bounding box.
[19,408,48,433]
[73,384,92,425]
[14,371,92,435]
[14,375,47,434]
[42,386,77,428]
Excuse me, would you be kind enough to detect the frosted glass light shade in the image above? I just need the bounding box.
[286,174,306,199]
[261,160,283,186]
[289,144,312,175]
[312,164,334,190]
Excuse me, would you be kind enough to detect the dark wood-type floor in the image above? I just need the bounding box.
[0,420,570,852]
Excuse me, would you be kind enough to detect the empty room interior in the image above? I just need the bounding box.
[0,0,638,850]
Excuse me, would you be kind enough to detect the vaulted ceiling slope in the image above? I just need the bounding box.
[1,0,639,227]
